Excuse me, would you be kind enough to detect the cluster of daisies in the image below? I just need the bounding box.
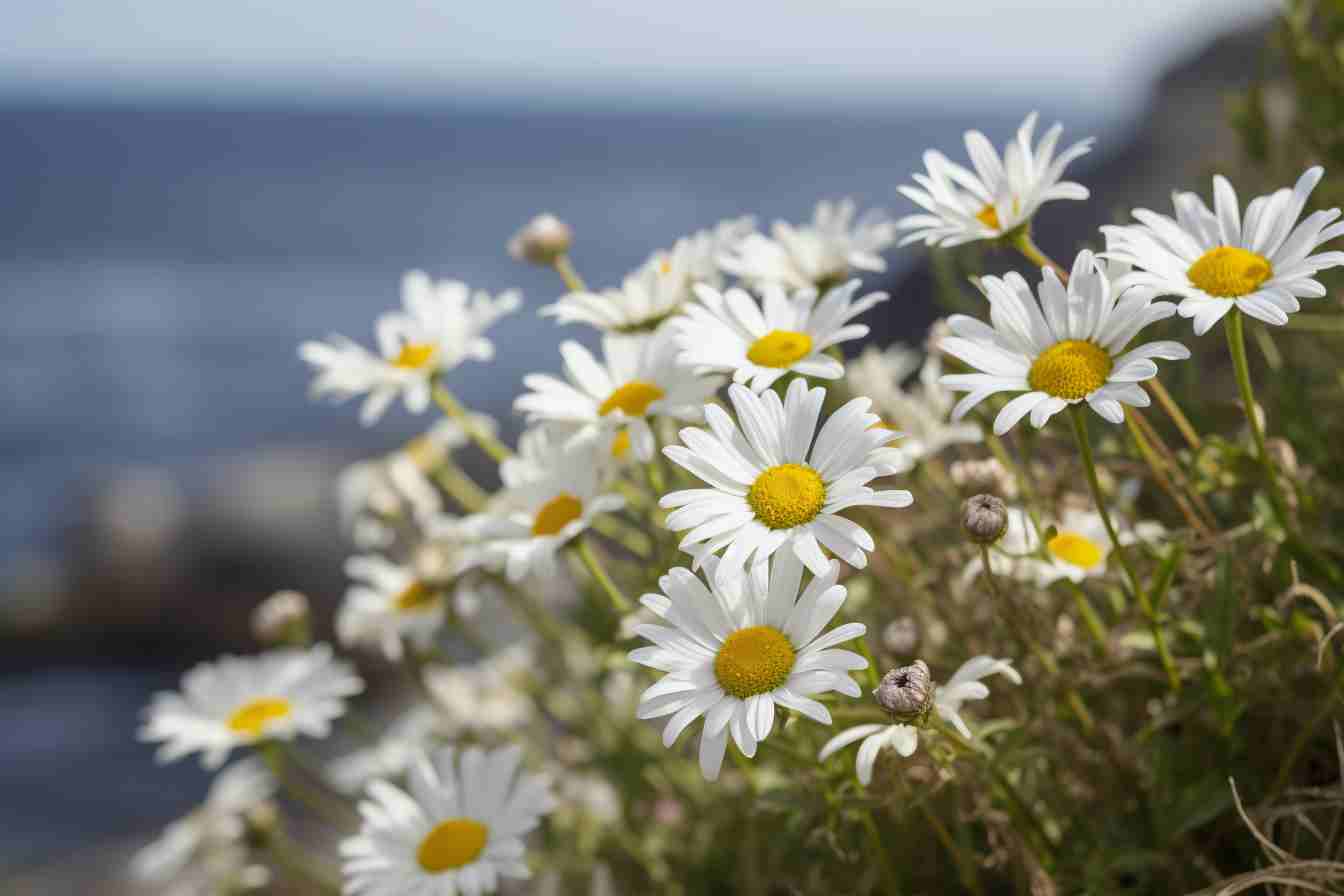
[133,110,1344,894]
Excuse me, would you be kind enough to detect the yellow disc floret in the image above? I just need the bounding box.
[714,626,797,699]
[394,580,439,612]
[1047,531,1105,569]
[393,342,438,370]
[976,203,1002,231]
[532,493,583,537]
[610,429,631,459]
[1027,340,1112,400]
[747,464,826,530]
[746,330,814,368]
[416,818,489,873]
[598,380,665,417]
[1187,246,1273,298]
[227,697,292,738]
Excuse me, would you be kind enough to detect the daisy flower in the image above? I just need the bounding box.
[340,744,555,896]
[1101,167,1344,335]
[422,642,535,735]
[662,378,912,585]
[457,428,624,582]
[337,554,453,662]
[629,551,868,781]
[140,645,363,769]
[514,330,722,462]
[672,279,888,392]
[130,757,275,892]
[964,505,1162,587]
[940,250,1191,435]
[540,216,754,333]
[818,656,1020,785]
[719,199,894,291]
[300,271,520,425]
[896,112,1093,246]
[844,344,982,474]
[329,705,441,794]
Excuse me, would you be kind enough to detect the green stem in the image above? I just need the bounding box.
[261,742,358,830]
[553,254,588,293]
[860,809,902,895]
[267,834,342,894]
[1066,581,1110,655]
[575,535,632,613]
[917,800,985,896]
[1225,308,1291,529]
[1010,228,1070,282]
[1068,406,1181,693]
[431,381,512,463]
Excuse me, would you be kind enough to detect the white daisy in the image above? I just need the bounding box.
[964,505,1163,587]
[514,330,722,462]
[1101,166,1344,335]
[300,271,520,425]
[329,705,441,794]
[672,279,888,392]
[940,250,1191,435]
[340,744,555,896]
[140,645,363,768]
[719,199,894,290]
[456,428,624,582]
[844,344,982,474]
[629,551,868,781]
[422,642,535,735]
[818,656,1020,785]
[896,112,1093,246]
[131,757,275,891]
[337,554,452,662]
[540,216,754,332]
[662,378,912,586]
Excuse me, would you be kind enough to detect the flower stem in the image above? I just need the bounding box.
[859,809,902,895]
[1067,405,1181,692]
[431,380,512,463]
[1224,308,1291,529]
[1009,228,1069,282]
[1142,378,1201,451]
[575,535,632,613]
[552,254,588,293]
[267,833,343,894]
[1124,412,1211,538]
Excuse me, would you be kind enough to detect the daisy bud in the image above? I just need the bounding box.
[874,660,934,723]
[251,590,310,645]
[961,493,1008,544]
[508,213,572,265]
[243,800,281,848]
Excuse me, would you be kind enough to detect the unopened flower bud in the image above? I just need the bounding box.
[242,800,281,848]
[508,213,572,266]
[251,590,310,645]
[1266,437,1298,478]
[874,660,934,723]
[961,493,1008,544]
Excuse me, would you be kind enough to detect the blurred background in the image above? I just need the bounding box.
[0,0,1278,887]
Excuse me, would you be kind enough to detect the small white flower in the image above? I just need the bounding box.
[818,656,1020,785]
[337,554,452,662]
[629,551,868,781]
[1102,166,1344,335]
[422,642,535,735]
[541,217,754,332]
[300,272,519,425]
[964,505,1163,587]
[514,330,722,462]
[140,645,363,768]
[719,199,894,290]
[672,279,888,392]
[340,744,555,896]
[844,344,982,474]
[456,428,624,582]
[940,250,1190,434]
[897,112,1093,246]
[328,705,441,794]
[131,758,275,890]
[661,378,912,587]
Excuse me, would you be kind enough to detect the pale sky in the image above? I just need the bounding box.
[0,0,1278,107]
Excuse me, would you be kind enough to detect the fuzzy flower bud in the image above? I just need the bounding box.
[873,660,934,724]
[251,590,310,645]
[961,493,1008,544]
[508,213,572,265]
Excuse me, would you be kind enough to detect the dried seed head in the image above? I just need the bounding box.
[251,590,310,645]
[961,493,1008,544]
[508,213,572,265]
[874,660,934,723]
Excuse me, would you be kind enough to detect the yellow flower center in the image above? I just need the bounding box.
[1047,531,1105,569]
[598,380,665,417]
[611,429,631,459]
[1027,340,1113,400]
[747,464,826,530]
[714,626,796,699]
[394,580,439,612]
[226,697,292,738]
[416,818,489,873]
[658,256,672,275]
[976,203,1002,231]
[393,342,438,370]
[1187,246,1273,298]
[746,330,814,368]
[532,493,583,536]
